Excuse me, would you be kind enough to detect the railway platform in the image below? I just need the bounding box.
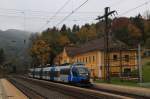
[0,78,28,99]
[94,82,150,98]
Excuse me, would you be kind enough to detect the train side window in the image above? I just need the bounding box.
[54,71,60,77]
[60,68,70,75]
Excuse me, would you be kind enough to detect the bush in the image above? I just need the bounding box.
[146,62,150,66]
[131,69,138,77]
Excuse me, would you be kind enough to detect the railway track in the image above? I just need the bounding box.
[8,76,137,99]
[8,78,47,99]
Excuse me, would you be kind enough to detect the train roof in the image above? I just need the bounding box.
[42,67,51,71]
[34,68,42,71]
[29,68,34,71]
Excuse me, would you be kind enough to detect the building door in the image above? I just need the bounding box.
[98,65,102,78]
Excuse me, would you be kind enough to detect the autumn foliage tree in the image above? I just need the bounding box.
[77,24,97,43]
[29,13,150,66]
[30,39,51,66]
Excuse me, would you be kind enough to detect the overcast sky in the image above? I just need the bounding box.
[0,0,149,32]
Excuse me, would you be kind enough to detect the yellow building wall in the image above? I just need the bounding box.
[60,49,70,64]
[56,48,137,79]
[71,51,102,78]
[101,51,137,77]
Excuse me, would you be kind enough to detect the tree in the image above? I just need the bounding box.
[143,10,150,20]
[95,21,105,37]
[30,39,51,66]
[87,25,97,40]
[58,35,70,46]
[0,48,5,65]
[72,24,80,33]
[144,21,150,48]
[130,14,145,44]
[112,17,144,46]
[60,24,68,36]
[77,24,97,43]
[77,26,89,43]
[128,23,142,40]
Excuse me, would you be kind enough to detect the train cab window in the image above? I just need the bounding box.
[72,68,78,77]
[77,67,89,74]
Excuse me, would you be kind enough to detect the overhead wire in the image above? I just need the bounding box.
[37,0,71,32]
[1,0,148,32]
[55,0,89,27]
[119,0,150,16]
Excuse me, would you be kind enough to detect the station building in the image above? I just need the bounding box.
[54,37,138,79]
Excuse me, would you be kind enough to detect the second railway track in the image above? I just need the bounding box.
[8,75,138,99]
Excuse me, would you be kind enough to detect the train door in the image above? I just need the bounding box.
[60,68,70,83]
[33,69,35,78]
[72,67,79,83]
[39,68,43,79]
[50,67,55,81]
[54,68,60,81]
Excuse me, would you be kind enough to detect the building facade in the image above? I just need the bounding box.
[54,37,137,79]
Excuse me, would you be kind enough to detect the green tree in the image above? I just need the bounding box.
[72,24,80,33]
[130,14,145,44]
[0,48,5,65]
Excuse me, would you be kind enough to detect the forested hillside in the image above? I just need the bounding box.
[0,29,31,71]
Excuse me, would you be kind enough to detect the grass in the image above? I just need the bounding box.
[143,61,150,82]
[95,77,139,87]
[95,57,150,88]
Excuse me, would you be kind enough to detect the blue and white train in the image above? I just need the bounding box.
[28,63,92,86]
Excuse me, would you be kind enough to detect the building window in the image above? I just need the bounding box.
[64,60,67,63]
[125,55,129,62]
[93,56,95,62]
[86,57,88,63]
[89,56,91,63]
[113,55,118,61]
[80,58,82,62]
[83,57,84,63]
[124,68,131,76]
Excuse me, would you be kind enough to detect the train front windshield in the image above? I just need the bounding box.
[77,67,89,75]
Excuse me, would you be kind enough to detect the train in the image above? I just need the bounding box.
[28,63,92,86]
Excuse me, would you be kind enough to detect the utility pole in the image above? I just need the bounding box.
[96,7,117,82]
[138,43,142,83]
